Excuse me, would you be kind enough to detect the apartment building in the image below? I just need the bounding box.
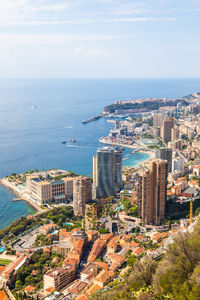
[161,116,175,143]
[73,177,92,217]
[43,266,75,291]
[137,159,167,225]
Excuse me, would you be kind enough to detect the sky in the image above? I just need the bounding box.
[0,0,200,78]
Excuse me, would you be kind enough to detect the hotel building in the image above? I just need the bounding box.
[26,175,76,204]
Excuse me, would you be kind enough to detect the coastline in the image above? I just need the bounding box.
[138,150,155,160]
[0,178,44,214]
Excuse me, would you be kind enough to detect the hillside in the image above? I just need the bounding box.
[91,219,200,300]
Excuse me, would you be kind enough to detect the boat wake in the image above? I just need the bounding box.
[66,145,96,149]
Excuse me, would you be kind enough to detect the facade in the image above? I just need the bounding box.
[93,147,123,198]
[137,159,168,225]
[172,157,185,172]
[26,175,75,204]
[59,228,86,258]
[153,113,164,128]
[155,148,172,172]
[161,117,175,143]
[43,267,75,291]
[73,177,92,217]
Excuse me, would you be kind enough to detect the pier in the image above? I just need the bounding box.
[13,197,23,202]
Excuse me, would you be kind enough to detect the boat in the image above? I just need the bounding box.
[61,141,67,144]
[71,138,76,143]
[123,157,129,161]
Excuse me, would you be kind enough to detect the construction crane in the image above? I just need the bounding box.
[189,194,193,225]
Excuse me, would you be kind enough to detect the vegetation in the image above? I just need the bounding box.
[104,99,188,113]
[0,258,12,266]
[0,206,78,242]
[13,250,63,293]
[120,198,137,217]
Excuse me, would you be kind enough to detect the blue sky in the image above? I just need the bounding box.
[0,0,200,78]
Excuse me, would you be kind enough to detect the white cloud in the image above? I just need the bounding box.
[0,0,177,27]
[0,33,130,47]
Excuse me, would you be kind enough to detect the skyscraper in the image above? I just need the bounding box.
[137,159,167,225]
[153,113,164,128]
[155,148,172,172]
[93,147,122,198]
[73,177,92,217]
[161,116,175,144]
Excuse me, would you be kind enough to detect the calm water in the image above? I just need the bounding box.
[0,78,199,229]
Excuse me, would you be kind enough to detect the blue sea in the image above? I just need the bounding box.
[0,78,199,229]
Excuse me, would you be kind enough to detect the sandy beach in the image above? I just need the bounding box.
[0,178,44,214]
[139,150,155,160]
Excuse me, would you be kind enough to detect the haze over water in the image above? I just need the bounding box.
[0,78,200,229]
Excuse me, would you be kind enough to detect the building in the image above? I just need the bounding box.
[59,228,86,258]
[26,175,76,204]
[137,159,168,225]
[161,117,175,143]
[87,238,106,262]
[43,267,75,291]
[85,203,103,231]
[73,177,92,217]
[172,157,185,172]
[93,147,123,198]
[171,127,180,140]
[155,148,172,172]
[153,113,164,128]
[168,139,183,151]
[80,262,99,283]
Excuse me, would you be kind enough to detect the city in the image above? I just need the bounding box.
[1,92,200,299]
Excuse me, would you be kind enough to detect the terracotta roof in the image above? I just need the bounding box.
[94,270,110,283]
[87,284,101,295]
[4,255,27,278]
[94,261,109,271]
[188,179,199,185]
[45,287,55,293]
[136,235,147,241]
[129,241,139,248]
[69,280,88,295]
[167,191,175,196]
[0,290,9,300]
[194,165,200,169]
[108,253,125,264]
[132,247,144,255]
[25,285,36,293]
[88,239,106,262]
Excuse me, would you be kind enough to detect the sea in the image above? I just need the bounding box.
[0,78,199,229]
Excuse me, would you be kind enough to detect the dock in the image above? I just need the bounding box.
[13,198,23,201]
[82,113,106,124]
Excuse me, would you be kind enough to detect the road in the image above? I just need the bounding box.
[13,228,59,252]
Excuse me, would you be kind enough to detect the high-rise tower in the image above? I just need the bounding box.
[73,177,92,216]
[137,159,167,225]
[93,147,123,198]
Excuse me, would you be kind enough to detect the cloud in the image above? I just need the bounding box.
[0,0,177,27]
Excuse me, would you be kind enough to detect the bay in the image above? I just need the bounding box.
[0,78,199,229]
